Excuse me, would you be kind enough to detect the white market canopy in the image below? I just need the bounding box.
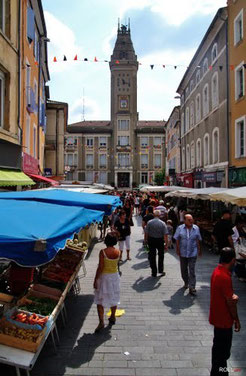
[209,186,246,206]
[165,187,227,200]
[140,185,190,193]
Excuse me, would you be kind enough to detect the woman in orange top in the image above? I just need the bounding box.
[94,233,120,333]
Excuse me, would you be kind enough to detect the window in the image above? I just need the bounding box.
[99,154,107,168]
[182,147,185,171]
[118,136,129,146]
[140,136,148,147]
[212,128,219,164]
[186,107,190,131]
[190,102,194,127]
[235,116,246,158]
[196,94,201,123]
[154,137,162,147]
[86,171,93,181]
[235,62,245,100]
[154,154,161,168]
[86,138,93,147]
[118,119,129,130]
[26,63,31,106]
[185,87,189,100]
[141,172,148,184]
[67,154,73,166]
[196,69,200,85]
[191,142,195,168]
[33,125,36,158]
[0,70,5,127]
[99,136,107,147]
[203,84,209,117]
[204,134,209,166]
[27,4,35,43]
[181,94,184,106]
[74,153,78,166]
[0,0,5,33]
[196,139,201,167]
[86,154,94,167]
[203,58,208,75]
[34,29,39,61]
[190,80,194,92]
[211,43,218,63]
[211,72,219,108]
[181,112,185,135]
[118,153,130,167]
[99,172,107,184]
[141,154,148,168]
[234,9,243,45]
[186,145,190,170]
[25,115,30,154]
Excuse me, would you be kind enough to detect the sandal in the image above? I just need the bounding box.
[108,317,116,325]
[94,322,105,333]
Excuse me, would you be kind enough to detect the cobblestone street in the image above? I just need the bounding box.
[3,215,246,376]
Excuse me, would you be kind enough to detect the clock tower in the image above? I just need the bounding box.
[109,21,138,188]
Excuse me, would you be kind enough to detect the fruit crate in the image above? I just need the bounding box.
[4,307,48,331]
[0,318,46,352]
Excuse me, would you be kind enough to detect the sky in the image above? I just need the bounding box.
[42,0,227,124]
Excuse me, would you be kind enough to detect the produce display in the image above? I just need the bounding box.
[0,325,40,343]
[19,297,57,316]
[66,239,88,251]
[10,311,48,328]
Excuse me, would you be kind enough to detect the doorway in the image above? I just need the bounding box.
[118,172,130,188]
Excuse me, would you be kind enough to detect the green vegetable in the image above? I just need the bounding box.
[19,297,57,316]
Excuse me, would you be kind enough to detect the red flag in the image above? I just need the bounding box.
[94,57,98,62]
[230,65,234,71]
[209,65,213,70]
[35,61,39,66]
[53,57,57,62]
[115,60,120,64]
[74,55,78,60]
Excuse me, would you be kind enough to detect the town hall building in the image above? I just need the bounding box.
[65,23,165,188]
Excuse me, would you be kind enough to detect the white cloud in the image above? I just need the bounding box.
[119,0,227,26]
[44,11,83,73]
[69,97,102,124]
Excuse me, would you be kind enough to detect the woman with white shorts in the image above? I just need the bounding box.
[114,210,131,261]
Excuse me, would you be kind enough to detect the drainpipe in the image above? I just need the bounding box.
[225,19,230,188]
[17,0,22,150]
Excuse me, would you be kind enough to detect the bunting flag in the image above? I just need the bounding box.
[46,55,243,72]
[34,61,38,66]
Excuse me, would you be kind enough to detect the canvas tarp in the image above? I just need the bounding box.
[209,186,246,206]
[0,200,104,266]
[165,187,226,200]
[0,189,121,215]
[139,185,190,193]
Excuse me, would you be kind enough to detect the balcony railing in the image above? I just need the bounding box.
[99,165,107,169]
[154,165,161,169]
[86,165,94,169]
[153,144,162,149]
[141,164,148,169]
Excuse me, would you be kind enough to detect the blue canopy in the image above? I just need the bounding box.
[0,189,121,215]
[0,200,104,267]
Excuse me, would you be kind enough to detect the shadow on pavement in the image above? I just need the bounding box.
[132,276,162,292]
[132,259,149,270]
[163,287,195,314]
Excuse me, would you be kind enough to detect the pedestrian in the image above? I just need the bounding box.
[179,207,186,224]
[212,210,234,253]
[123,199,133,226]
[156,200,167,222]
[93,233,121,333]
[209,247,240,376]
[134,195,141,215]
[166,220,174,249]
[145,210,168,277]
[232,218,246,282]
[174,214,202,295]
[114,210,131,261]
[142,206,154,245]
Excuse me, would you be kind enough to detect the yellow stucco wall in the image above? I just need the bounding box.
[228,0,246,167]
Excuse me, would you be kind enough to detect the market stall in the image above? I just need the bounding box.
[209,186,246,206]
[0,199,104,375]
[139,185,190,193]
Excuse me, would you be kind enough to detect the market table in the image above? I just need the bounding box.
[0,248,87,376]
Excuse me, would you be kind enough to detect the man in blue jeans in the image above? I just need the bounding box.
[174,214,202,295]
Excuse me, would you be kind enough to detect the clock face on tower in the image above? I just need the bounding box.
[119,95,129,110]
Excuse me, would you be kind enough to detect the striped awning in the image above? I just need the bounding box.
[0,169,35,186]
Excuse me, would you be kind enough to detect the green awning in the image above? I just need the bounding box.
[0,169,35,186]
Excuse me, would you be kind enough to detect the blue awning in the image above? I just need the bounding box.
[0,200,104,267]
[0,189,121,215]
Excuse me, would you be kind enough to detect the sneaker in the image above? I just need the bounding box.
[189,288,197,296]
[159,272,166,277]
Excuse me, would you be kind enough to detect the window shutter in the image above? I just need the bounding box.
[27,7,35,43]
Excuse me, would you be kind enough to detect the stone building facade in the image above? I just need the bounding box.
[65,24,165,188]
[165,106,181,186]
[176,7,228,188]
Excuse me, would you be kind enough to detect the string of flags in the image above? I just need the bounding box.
[50,55,246,71]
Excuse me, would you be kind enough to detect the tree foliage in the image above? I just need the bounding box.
[154,169,166,185]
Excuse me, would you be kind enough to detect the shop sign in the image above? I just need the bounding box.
[229,168,246,185]
[182,173,193,188]
[169,168,175,176]
[194,171,203,180]
[216,171,224,182]
[202,172,217,183]
[23,152,39,175]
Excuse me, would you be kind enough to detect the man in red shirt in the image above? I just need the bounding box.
[209,247,241,376]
